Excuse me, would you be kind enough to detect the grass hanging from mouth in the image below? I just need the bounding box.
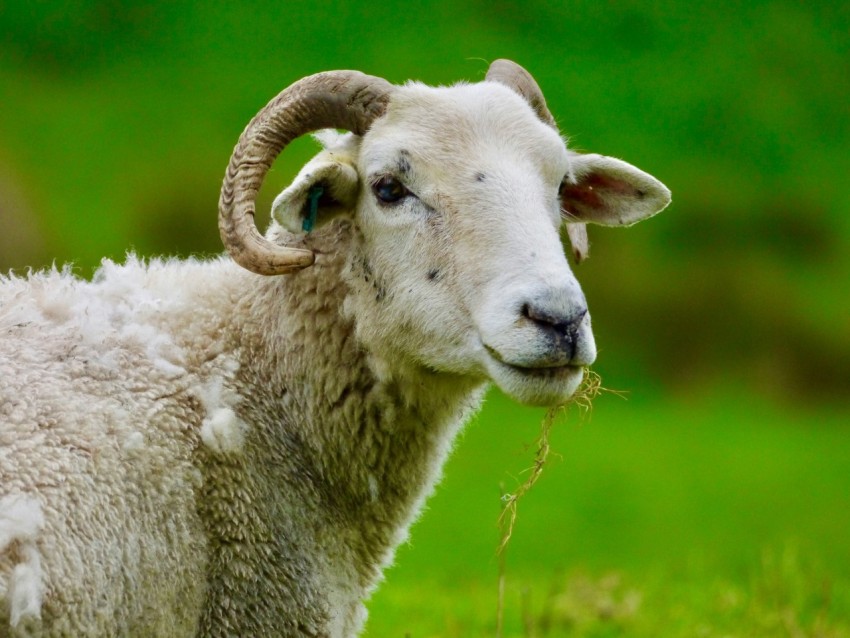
[495,369,607,638]
[497,368,604,554]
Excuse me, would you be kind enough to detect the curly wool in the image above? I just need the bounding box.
[0,226,485,637]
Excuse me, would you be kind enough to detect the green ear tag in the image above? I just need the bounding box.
[303,185,324,233]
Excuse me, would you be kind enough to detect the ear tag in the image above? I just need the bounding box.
[303,185,324,233]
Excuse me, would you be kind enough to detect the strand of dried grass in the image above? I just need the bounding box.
[496,369,606,637]
[498,369,603,554]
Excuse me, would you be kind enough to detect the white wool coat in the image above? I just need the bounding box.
[0,222,484,636]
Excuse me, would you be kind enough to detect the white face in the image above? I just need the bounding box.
[352,83,593,406]
[273,81,669,406]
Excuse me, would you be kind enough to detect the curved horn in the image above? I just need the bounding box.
[219,71,394,275]
[485,59,556,128]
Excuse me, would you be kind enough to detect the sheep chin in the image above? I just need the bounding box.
[484,355,586,407]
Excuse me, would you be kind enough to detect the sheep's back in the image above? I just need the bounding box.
[0,266,210,635]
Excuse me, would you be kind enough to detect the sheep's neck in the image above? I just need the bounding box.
[229,225,486,591]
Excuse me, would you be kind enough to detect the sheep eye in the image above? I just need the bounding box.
[372,176,409,204]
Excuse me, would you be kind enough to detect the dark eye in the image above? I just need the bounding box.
[372,176,409,204]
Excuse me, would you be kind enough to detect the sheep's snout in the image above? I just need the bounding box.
[476,283,597,406]
[496,286,596,370]
[520,301,593,367]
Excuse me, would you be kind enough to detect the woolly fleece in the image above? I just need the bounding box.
[0,226,484,636]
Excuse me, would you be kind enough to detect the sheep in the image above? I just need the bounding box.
[0,60,670,637]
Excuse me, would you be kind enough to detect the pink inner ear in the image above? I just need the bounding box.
[561,173,644,213]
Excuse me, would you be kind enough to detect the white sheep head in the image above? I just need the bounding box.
[219,60,670,406]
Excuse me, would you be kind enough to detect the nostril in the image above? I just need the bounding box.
[564,308,588,335]
[523,301,587,334]
[523,301,558,326]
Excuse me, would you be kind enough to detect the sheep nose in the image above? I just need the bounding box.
[522,302,587,332]
[521,300,589,363]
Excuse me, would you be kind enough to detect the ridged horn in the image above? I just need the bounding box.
[219,71,394,275]
[485,59,556,128]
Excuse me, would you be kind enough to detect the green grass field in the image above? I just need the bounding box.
[363,389,850,637]
[1,3,848,636]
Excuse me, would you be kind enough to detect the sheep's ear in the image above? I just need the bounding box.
[272,152,360,234]
[561,154,671,228]
[564,224,590,264]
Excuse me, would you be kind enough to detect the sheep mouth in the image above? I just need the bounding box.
[483,354,585,407]
[513,362,579,376]
[483,345,577,376]
[494,359,583,380]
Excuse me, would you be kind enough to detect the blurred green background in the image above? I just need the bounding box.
[1,1,848,635]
